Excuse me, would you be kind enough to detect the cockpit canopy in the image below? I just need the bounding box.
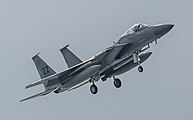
[122,23,149,37]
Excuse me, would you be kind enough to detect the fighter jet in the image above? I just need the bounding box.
[20,23,174,102]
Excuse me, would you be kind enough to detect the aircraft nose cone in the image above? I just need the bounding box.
[154,24,174,38]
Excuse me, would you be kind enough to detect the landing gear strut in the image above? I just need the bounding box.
[133,51,144,73]
[113,76,122,88]
[90,83,98,94]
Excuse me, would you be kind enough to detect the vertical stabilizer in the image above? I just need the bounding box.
[32,53,57,89]
[60,45,82,68]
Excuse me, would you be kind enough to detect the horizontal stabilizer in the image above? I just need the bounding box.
[20,89,53,102]
[25,75,58,89]
[20,86,61,102]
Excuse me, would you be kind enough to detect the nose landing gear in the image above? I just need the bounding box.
[90,83,98,94]
[133,51,144,73]
[138,65,143,73]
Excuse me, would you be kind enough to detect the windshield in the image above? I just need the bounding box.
[122,23,148,37]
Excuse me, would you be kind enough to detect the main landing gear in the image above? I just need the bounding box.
[89,74,100,94]
[113,76,122,88]
[90,76,122,94]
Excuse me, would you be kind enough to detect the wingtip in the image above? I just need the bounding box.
[32,52,40,60]
[25,86,29,89]
[60,45,69,52]
[19,98,27,102]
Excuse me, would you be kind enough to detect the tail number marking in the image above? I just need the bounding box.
[42,66,50,75]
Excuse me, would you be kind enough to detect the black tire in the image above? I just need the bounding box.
[101,77,107,81]
[114,78,122,88]
[138,66,143,73]
[90,84,98,94]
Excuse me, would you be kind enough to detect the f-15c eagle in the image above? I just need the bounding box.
[20,23,174,102]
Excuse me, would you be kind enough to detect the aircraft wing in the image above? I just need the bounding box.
[20,86,61,102]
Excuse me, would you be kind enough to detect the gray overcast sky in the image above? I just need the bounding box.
[0,0,193,120]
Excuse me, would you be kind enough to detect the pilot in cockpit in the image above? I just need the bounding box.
[121,23,149,37]
[132,23,148,32]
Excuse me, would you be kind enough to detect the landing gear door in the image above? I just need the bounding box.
[133,53,138,63]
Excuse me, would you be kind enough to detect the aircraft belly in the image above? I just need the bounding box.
[62,65,101,90]
[113,56,133,71]
[114,61,137,76]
